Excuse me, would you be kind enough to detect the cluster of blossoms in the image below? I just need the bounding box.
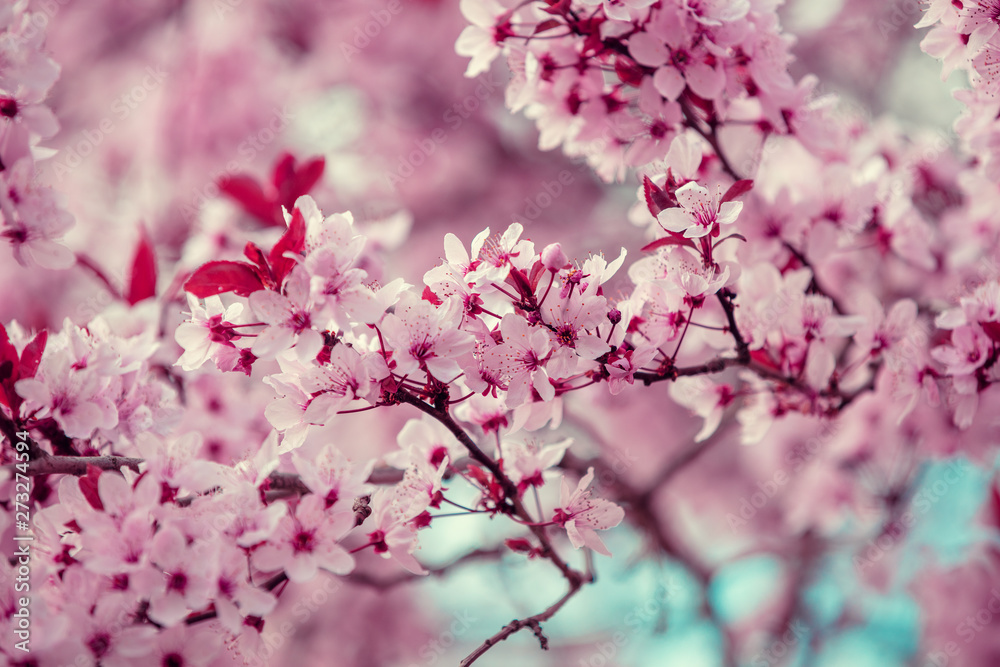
[458,0,819,181]
[6,0,1000,664]
[454,0,1000,436]
[0,2,74,269]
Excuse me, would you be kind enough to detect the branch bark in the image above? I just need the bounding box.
[459,582,582,667]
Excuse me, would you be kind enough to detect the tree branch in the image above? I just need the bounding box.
[459,581,582,667]
[396,388,585,586]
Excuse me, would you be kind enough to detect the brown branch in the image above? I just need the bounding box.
[10,453,143,476]
[559,421,738,667]
[396,389,584,586]
[396,387,589,664]
[459,582,582,667]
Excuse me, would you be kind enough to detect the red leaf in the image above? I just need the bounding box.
[271,153,297,192]
[283,157,325,208]
[0,323,17,410]
[268,206,306,286]
[127,228,157,305]
[79,466,104,511]
[643,176,673,217]
[19,331,47,380]
[641,234,696,252]
[982,321,1000,344]
[0,323,18,380]
[242,242,275,289]
[534,18,562,34]
[614,55,644,87]
[184,261,265,297]
[542,0,572,14]
[721,179,754,204]
[218,174,281,227]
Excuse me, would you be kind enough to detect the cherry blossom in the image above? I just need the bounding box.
[253,495,356,583]
[504,437,571,492]
[552,468,625,556]
[379,292,475,380]
[174,295,250,372]
[249,265,324,361]
[657,182,743,239]
[11,2,1000,665]
[147,526,218,626]
[668,376,734,442]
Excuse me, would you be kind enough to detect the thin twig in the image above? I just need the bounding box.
[459,582,582,667]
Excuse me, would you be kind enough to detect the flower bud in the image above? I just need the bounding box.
[541,243,569,272]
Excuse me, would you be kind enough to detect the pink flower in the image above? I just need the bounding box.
[504,438,571,491]
[134,432,203,490]
[668,376,735,442]
[628,7,726,101]
[657,182,743,239]
[578,0,655,21]
[540,243,569,272]
[467,222,536,284]
[853,295,919,359]
[629,246,731,307]
[0,159,74,269]
[70,594,156,667]
[365,486,432,575]
[486,314,554,407]
[681,0,749,26]
[387,415,468,470]
[931,324,993,377]
[539,291,611,364]
[292,443,373,510]
[15,336,121,438]
[791,296,865,389]
[147,625,220,667]
[211,544,278,634]
[424,228,491,288]
[249,265,323,361]
[552,468,625,556]
[456,0,515,77]
[380,292,475,380]
[254,495,356,583]
[147,527,217,626]
[605,344,658,395]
